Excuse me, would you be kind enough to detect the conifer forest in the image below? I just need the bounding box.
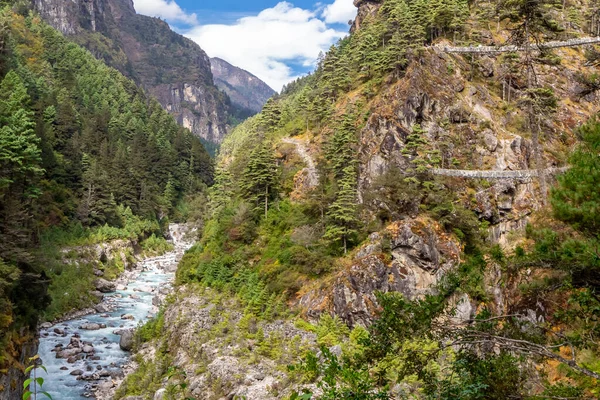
[1,0,600,398]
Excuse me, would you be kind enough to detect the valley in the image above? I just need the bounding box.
[1,0,600,398]
[35,225,193,399]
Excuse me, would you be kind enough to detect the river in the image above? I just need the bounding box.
[35,224,193,399]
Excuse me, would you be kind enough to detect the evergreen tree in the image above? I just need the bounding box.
[499,0,562,44]
[77,155,118,226]
[324,166,360,254]
[327,112,357,178]
[162,175,178,214]
[209,167,234,218]
[351,21,381,81]
[551,118,600,235]
[240,143,278,218]
[0,71,44,263]
[258,98,281,132]
[0,71,43,193]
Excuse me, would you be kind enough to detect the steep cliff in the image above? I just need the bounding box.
[33,0,230,144]
[211,57,276,118]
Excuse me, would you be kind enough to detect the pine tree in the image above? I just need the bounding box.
[320,45,339,98]
[324,166,360,254]
[209,167,234,218]
[328,112,357,178]
[258,98,281,132]
[379,0,426,75]
[109,142,137,208]
[551,118,600,235]
[0,71,43,261]
[240,143,278,218]
[499,0,562,44]
[77,155,118,226]
[351,22,381,81]
[162,175,178,213]
[0,71,43,193]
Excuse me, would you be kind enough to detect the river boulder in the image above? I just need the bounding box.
[94,303,110,313]
[119,329,134,351]
[79,323,106,330]
[82,345,94,353]
[57,348,82,359]
[94,278,116,293]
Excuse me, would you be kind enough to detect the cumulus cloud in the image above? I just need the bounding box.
[133,0,198,25]
[184,2,348,91]
[133,0,355,91]
[322,0,356,24]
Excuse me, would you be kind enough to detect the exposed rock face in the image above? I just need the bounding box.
[152,82,227,143]
[351,0,383,32]
[354,45,598,246]
[34,0,230,144]
[94,278,116,293]
[0,338,37,400]
[298,217,461,326]
[211,57,276,115]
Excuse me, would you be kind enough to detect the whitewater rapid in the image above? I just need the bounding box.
[35,224,193,399]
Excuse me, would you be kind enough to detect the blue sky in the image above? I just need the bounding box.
[132,0,357,91]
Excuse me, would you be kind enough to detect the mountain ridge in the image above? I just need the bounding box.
[34,0,230,144]
[211,57,276,118]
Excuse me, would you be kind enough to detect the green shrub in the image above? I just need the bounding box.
[135,310,165,345]
[141,234,174,256]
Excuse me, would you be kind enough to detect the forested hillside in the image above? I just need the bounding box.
[0,4,212,388]
[115,0,600,397]
[34,0,230,145]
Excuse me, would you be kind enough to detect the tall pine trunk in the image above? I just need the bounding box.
[265,185,269,219]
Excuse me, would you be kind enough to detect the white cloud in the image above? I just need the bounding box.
[133,0,356,91]
[132,0,198,25]
[322,0,356,24]
[184,2,348,91]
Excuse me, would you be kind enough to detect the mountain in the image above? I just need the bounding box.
[0,7,212,398]
[4,0,600,397]
[211,57,276,118]
[112,0,600,397]
[33,0,230,144]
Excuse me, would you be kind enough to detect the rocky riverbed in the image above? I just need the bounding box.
[35,224,194,399]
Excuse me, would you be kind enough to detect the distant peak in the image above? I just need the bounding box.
[210,57,275,114]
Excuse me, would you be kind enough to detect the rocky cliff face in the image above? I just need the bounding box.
[298,217,462,326]
[355,43,597,246]
[0,337,37,400]
[351,0,382,32]
[211,57,276,115]
[33,0,230,144]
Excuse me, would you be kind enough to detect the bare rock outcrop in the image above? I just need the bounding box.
[351,0,383,32]
[94,278,115,293]
[298,217,461,326]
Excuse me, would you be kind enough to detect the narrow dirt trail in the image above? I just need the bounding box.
[282,137,319,188]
